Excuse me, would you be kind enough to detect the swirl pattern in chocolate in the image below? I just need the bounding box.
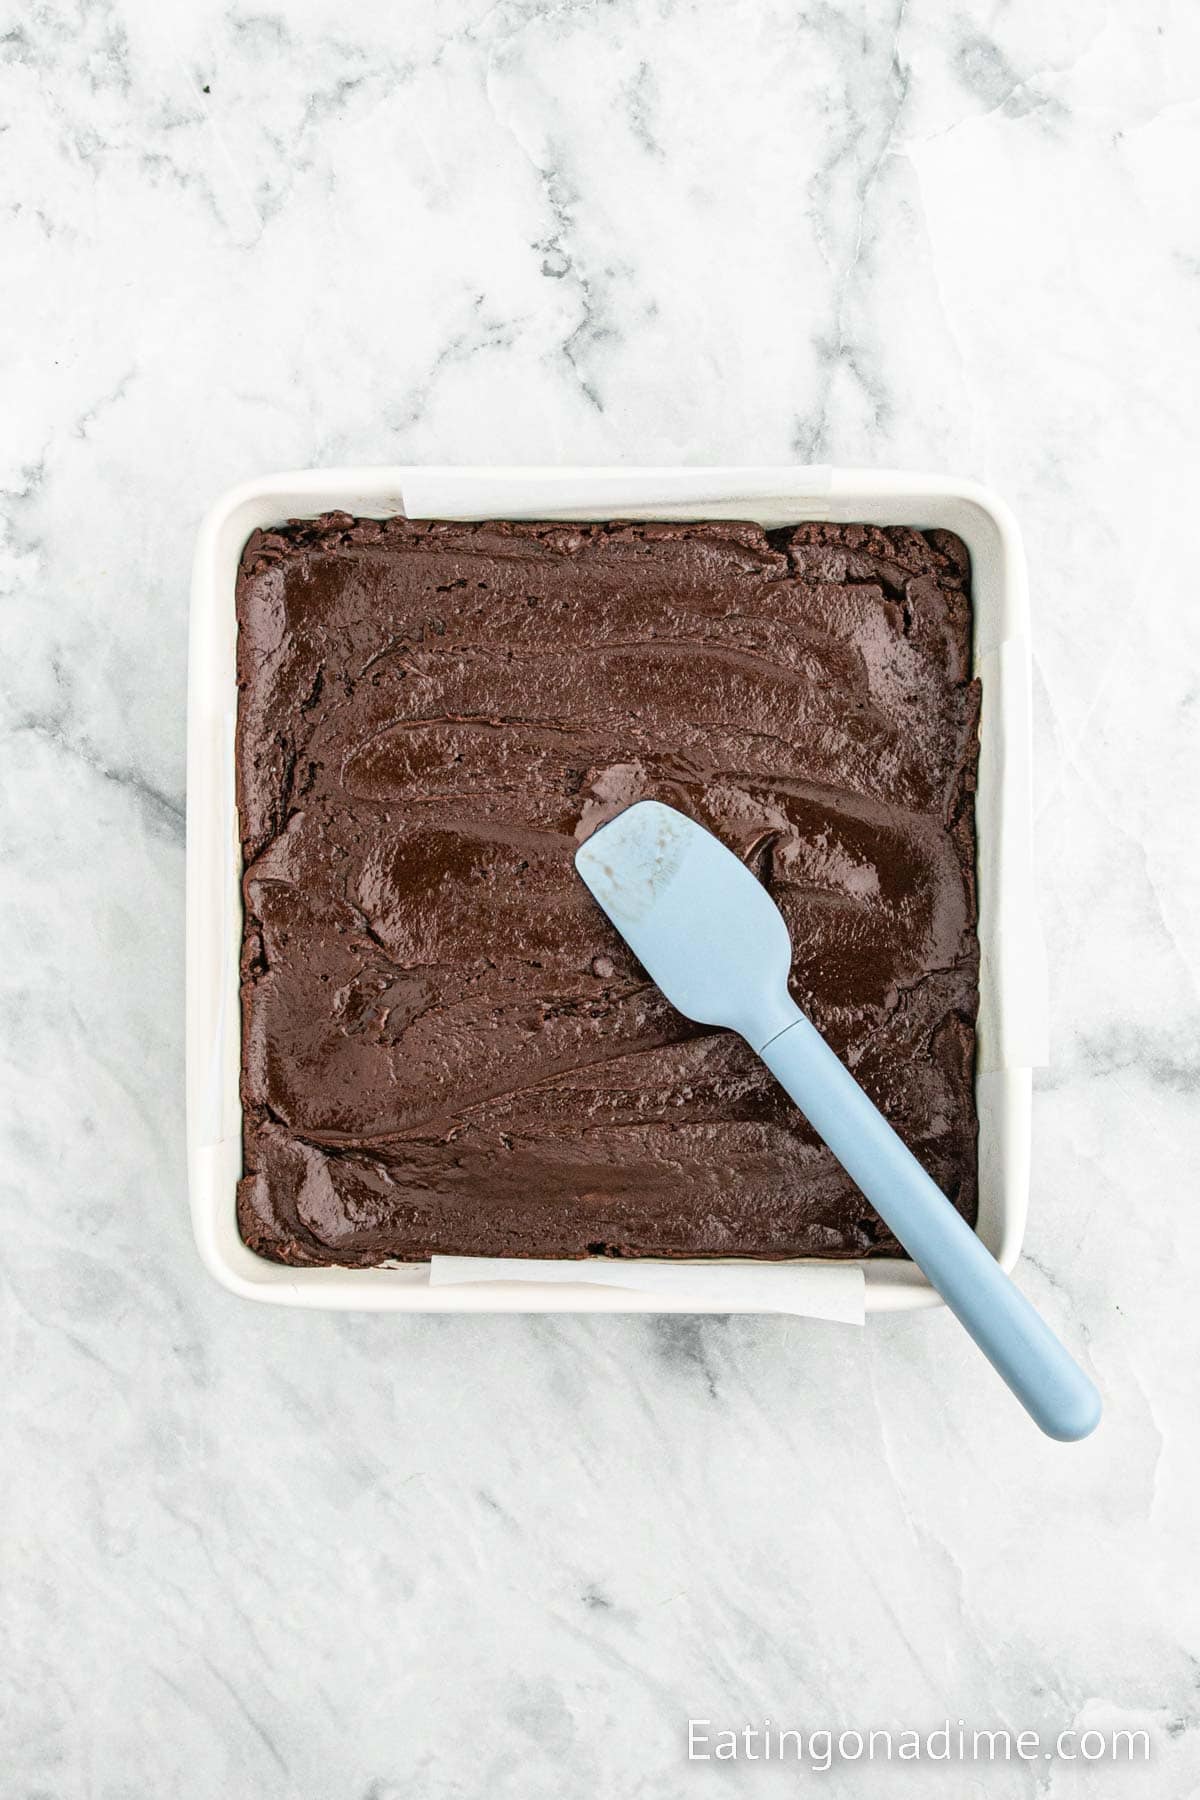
[235,516,980,1266]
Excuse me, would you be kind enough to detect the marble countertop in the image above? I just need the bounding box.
[2,0,1198,1793]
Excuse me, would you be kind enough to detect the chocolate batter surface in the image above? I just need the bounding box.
[235,516,980,1266]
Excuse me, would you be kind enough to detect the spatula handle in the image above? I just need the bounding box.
[758,1013,1101,1441]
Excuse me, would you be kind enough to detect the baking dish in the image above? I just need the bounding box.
[186,466,1046,1314]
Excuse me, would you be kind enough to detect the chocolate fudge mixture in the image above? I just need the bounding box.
[235,516,980,1266]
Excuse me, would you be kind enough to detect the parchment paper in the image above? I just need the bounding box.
[429,1257,866,1323]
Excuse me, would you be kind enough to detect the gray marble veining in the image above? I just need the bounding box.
[2,0,1198,1794]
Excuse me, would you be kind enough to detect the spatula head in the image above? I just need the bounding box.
[574,801,797,1046]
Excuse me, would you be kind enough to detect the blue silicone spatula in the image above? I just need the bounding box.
[575,800,1100,1441]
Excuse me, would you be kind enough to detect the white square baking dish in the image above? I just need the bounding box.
[186,466,1046,1314]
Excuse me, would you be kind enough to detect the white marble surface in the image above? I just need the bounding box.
[2,0,1198,1793]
